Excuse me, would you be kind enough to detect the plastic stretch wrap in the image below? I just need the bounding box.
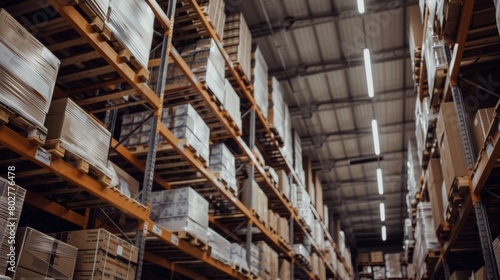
[210,143,237,192]
[252,46,269,118]
[268,77,285,138]
[157,217,208,244]
[150,201,208,228]
[240,180,268,221]
[0,178,26,274]
[46,98,117,187]
[224,79,242,130]
[223,13,252,79]
[208,229,231,264]
[257,241,278,278]
[0,9,60,130]
[373,266,386,280]
[283,105,294,167]
[111,163,139,199]
[385,253,402,278]
[413,202,439,280]
[296,185,313,229]
[151,187,209,212]
[293,244,311,265]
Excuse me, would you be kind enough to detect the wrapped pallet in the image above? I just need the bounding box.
[54,228,138,280]
[252,46,269,119]
[174,0,225,41]
[223,13,252,80]
[277,217,290,245]
[45,98,117,186]
[268,77,286,139]
[208,229,231,264]
[0,9,60,134]
[240,180,268,222]
[77,0,154,69]
[283,105,294,167]
[210,143,237,193]
[10,227,78,280]
[0,178,26,275]
[278,259,291,280]
[293,130,305,185]
[413,202,440,280]
[150,187,209,244]
[224,78,242,130]
[111,163,140,199]
[296,185,313,229]
[293,244,311,266]
[385,253,403,278]
[257,241,278,279]
[249,243,260,276]
[230,243,249,272]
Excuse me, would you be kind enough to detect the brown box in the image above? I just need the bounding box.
[472,108,495,156]
[358,252,370,263]
[303,157,316,203]
[436,102,467,195]
[450,270,471,280]
[370,251,384,263]
[474,266,486,280]
[55,229,138,263]
[75,250,136,279]
[427,158,445,232]
[278,259,290,280]
[10,227,78,280]
[408,5,423,63]
[277,169,290,199]
[314,173,324,220]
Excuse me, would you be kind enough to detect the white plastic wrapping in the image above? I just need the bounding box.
[0,9,60,130]
[208,229,231,264]
[257,241,278,278]
[269,77,286,137]
[224,79,242,130]
[252,46,269,118]
[230,243,249,271]
[46,98,117,187]
[296,185,313,229]
[210,143,237,193]
[283,105,294,167]
[293,244,311,265]
[385,253,402,278]
[240,180,268,221]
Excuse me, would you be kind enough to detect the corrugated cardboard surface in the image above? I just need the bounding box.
[75,250,136,280]
[427,158,445,231]
[472,108,495,156]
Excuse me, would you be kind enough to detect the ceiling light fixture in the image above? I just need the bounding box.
[372,119,380,155]
[364,48,374,98]
[381,226,387,241]
[377,168,384,195]
[357,0,365,14]
[379,202,385,222]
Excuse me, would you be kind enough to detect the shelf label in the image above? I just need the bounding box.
[117,245,123,256]
[171,234,179,246]
[35,147,51,166]
[152,224,162,235]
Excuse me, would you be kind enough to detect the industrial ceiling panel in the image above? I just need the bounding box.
[316,22,343,61]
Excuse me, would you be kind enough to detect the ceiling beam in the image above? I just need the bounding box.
[310,148,408,170]
[270,46,410,80]
[325,189,405,203]
[249,0,418,39]
[289,86,414,118]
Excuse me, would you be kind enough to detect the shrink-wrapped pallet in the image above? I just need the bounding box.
[210,143,237,193]
[230,243,249,272]
[283,105,294,167]
[224,78,242,130]
[240,180,268,222]
[268,77,286,138]
[296,185,313,229]
[0,178,26,275]
[256,241,279,279]
[150,187,209,244]
[208,229,231,264]
[0,9,60,132]
[385,253,402,278]
[223,13,252,80]
[45,98,117,186]
[252,46,269,119]
[9,227,78,280]
[293,244,311,265]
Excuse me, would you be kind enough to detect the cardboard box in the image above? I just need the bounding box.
[427,158,445,232]
[450,271,471,280]
[11,227,78,280]
[277,169,290,200]
[474,266,486,280]
[55,229,138,263]
[436,102,467,195]
[315,173,324,220]
[278,259,290,280]
[472,108,495,156]
[75,250,136,280]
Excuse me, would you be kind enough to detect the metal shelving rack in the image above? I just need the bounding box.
[0,0,353,279]
[416,1,500,279]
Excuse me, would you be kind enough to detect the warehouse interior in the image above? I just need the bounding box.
[0,0,499,279]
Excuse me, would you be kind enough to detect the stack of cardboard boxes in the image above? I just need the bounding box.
[256,241,278,279]
[223,13,252,80]
[296,185,313,230]
[413,202,440,280]
[210,143,237,193]
[241,180,268,222]
[251,46,269,119]
[0,9,60,134]
[230,243,249,271]
[278,259,291,280]
[385,253,403,278]
[293,244,311,266]
[208,229,231,264]
[268,77,286,139]
[150,187,210,244]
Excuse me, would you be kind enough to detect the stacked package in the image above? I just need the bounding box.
[293,244,311,266]
[414,97,438,167]
[424,16,448,105]
[290,183,298,209]
[252,46,269,118]
[168,38,225,102]
[413,202,440,280]
[55,229,138,280]
[223,13,252,79]
[249,244,260,276]
[0,178,26,275]
[210,143,237,193]
[10,227,78,279]
[112,163,140,199]
[370,251,384,263]
[268,77,286,138]
[267,209,278,233]
[0,9,60,133]
[408,5,423,82]
[373,266,386,280]
[293,130,306,185]
[283,105,294,167]
[150,187,209,244]
[385,253,403,278]
[277,216,290,245]
[224,78,242,130]
[278,259,291,280]
[407,139,421,200]
[46,98,118,186]
[358,252,370,263]
[208,229,231,264]
[241,180,268,221]
[230,243,249,272]
[296,185,313,229]
[324,241,338,271]
[277,170,291,200]
[313,219,325,251]
[256,241,279,279]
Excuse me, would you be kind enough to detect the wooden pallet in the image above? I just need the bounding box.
[70,1,149,82]
[251,209,266,226]
[436,222,452,242]
[231,261,250,276]
[295,254,312,271]
[175,230,211,252]
[0,104,47,145]
[268,125,284,147]
[43,139,112,187]
[226,62,253,91]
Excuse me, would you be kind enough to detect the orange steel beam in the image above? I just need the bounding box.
[47,0,161,110]
[444,0,475,101]
[143,252,208,280]
[157,124,292,257]
[144,0,171,32]
[25,191,87,227]
[208,215,242,243]
[0,125,149,221]
[144,221,248,280]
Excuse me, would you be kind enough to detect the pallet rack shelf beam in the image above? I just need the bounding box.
[47,0,162,110]
[143,252,208,280]
[144,0,171,31]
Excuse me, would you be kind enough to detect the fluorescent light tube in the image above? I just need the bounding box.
[382,226,387,241]
[372,119,380,155]
[364,48,374,98]
[357,0,365,14]
[380,203,385,221]
[377,168,384,195]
